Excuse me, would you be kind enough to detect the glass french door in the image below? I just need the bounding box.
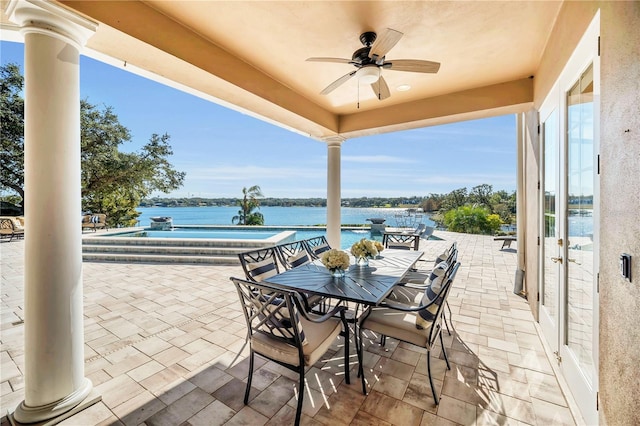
[538,14,599,426]
[561,62,598,425]
[539,107,560,345]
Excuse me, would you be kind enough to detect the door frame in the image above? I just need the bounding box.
[537,11,600,425]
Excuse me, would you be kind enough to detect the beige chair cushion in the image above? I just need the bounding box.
[252,315,342,367]
[385,286,423,304]
[287,250,310,268]
[363,306,432,348]
[248,258,278,281]
[387,241,414,250]
[312,243,330,257]
[13,217,24,229]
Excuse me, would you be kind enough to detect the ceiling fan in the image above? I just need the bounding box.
[307,28,440,101]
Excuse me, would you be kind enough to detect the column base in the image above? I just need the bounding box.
[9,379,100,425]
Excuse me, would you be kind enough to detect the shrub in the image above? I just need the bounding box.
[443,205,502,235]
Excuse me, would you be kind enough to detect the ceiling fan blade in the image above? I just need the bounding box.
[306,57,352,64]
[369,28,403,62]
[386,59,441,73]
[371,75,391,100]
[320,70,357,95]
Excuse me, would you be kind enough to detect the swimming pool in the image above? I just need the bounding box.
[110,229,280,240]
[105,226,381,249]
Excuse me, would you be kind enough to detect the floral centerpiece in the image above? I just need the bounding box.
[321,249,351,277]
[350,238,379,266]
[373,240,384,257]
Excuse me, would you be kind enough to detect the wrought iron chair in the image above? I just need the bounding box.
[357,262,460,403]
[275,240,313,270]
[382,232,420,251]
[238,247,319,310]
[231,277,349,426]
[238,247,281,283]
[303,235,332,260]
[395,244,458,335]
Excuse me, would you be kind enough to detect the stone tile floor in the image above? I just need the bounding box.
[1,231,578,425]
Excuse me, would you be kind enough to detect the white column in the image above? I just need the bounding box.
[325,137,344,249]
[5,1,98,423]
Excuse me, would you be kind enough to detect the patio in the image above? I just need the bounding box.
[1,231,577,425]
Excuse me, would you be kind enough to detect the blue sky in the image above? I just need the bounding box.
[1,40,515,199]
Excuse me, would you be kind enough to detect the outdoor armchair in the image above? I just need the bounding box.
[238,247,282,283]
[275,240,313,270]
[230,277,349,426]
[358,262,460,403]
[382,232,420,251]
[238,247,321,311]
[303,235,331,260]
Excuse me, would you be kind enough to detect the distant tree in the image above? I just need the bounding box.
[490,189,516,224]
[440,187,468,211]
[469,184,493,211]
[420,193,444,212]
[232,185,264,225]
[0,63,25,206]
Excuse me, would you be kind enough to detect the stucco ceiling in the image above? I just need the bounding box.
[2,0,564,140]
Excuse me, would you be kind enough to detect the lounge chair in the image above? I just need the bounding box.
[81,214,108,232]
[0,216,25,241]
[494,235,516,249]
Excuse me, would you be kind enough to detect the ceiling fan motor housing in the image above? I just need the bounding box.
[352,31,378,65]
[352,47,372,65]
[359,31,377,46]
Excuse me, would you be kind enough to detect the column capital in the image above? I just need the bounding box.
[5,0,97,49]
[322,136,346,147]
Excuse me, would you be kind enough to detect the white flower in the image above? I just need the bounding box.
[350,238,379,259]
[321,249,350,271]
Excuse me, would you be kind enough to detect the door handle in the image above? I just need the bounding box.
[551,257,563,264]
[568,258,581,265]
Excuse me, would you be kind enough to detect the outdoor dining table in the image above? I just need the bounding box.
[263,249,424,306]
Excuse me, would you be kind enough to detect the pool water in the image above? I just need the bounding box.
[112,229,279,240]
[293,229,381,249]
[108,227,381,249]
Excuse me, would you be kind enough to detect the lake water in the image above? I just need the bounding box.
[134,206,434,249]
[136,206,434,228]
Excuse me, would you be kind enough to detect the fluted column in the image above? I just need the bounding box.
[325,137,344,249]
[5,1,98,423]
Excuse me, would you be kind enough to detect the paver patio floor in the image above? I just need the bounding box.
[1,231,578,425]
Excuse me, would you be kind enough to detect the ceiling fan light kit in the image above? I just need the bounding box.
[357,66,380,84]
[307,28,440,102]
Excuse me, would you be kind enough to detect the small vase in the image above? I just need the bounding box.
[331,269,346,278]
[356,256,369,267]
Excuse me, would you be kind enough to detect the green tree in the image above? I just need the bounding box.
[440,187,468,211]
[443,205,502,235]
[232,185,264,225]
[1,63,186,226]
[469,184,493,211]
[420,193,444,212]
[0,63,25,206]
[81,100,185,226]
